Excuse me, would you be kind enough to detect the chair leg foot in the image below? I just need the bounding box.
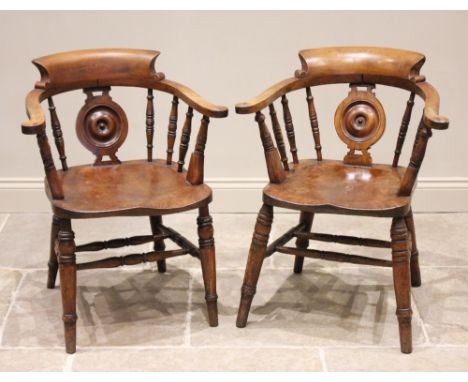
[405,209,421,287]
[236,204,273,328]
[293,212,314,274]
[391,217,413,354]
[197,206,218,327]
[47,216,60,289]
[150,216,167,273]
[57,218,77,354]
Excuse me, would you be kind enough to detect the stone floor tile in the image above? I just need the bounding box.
[0,349,67,371]
[413,267,468,345]
[325,346,468,371]
[0,269,22,328]
[190,267,424,347]
[2,268,189,348]
[72,347,322,371]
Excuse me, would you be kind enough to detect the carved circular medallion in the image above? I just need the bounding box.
[76,91,128,162]
[334,87,385,150]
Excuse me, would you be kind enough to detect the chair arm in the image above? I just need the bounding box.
[156,79,228,118]
[235,78,301,114]
[416,81,449,130]
[22,89,47,135]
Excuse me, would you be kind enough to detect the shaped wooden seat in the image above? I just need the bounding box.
[48,160,212,218]
[22,49,228,353]
[264,159,410,217]
[234,47,448,354]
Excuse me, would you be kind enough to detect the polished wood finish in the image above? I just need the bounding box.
[47,160,212,218]
[235,47,448,354]
[263,160,410,217]
[21,49,227,353]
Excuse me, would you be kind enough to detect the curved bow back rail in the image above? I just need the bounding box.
[22,49,228,200]
[235,47,449,196]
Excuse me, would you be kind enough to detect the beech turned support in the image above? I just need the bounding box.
[405,208,421,287]
[197,205,218,326]
[269,103,289,171]
[237,203,273,328]
[146,89,155,162]
[47,97,68,170]
[57,219,77,354]
[47,215,60,289]
[391,217,413,354]
[150,216,167,273]
[393,92,415,167]
[281,95,299,164]
[256,112,286,184]
[187,116,209,185]
[293,212,314,274]
[166,95,179,164]
[305,87,322,161]
[177,106,194,172]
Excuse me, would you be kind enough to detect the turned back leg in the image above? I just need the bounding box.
[293,211,314,274]
[405,208,421,287]
[197,205,218,326]
[47,215,60,289]
[150,216,167,273]
[391,217,413,354]
[236,203,273,328]
[57,218,77,354]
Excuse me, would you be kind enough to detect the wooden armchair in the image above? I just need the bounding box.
[21,49,228,353]
[234,47,448,353]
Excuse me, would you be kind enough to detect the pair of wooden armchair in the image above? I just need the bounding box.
[22,47,448,354]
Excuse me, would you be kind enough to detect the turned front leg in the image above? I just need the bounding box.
[391,217,413,353]
[57,218,77,354]
[197,205,218,326]
[405,208,421,287]
[47,215,60,289]
[236,203,273,328]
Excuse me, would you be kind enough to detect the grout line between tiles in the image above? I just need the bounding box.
[411,293,431,346]
[63,354,75,372]
[183,272,194,348]
[318,348,328,372]
[0,272,26,345]
[0,213,10,233]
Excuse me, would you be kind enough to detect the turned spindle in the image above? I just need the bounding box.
[146,89,155,161]
[36,128,63,199]
[256,111,286,184]
[166,95,179,164]
[399,118,432,196]
[281,95,299,164]
[393,92,416,167]
[186,116,209,185]
[306,87,322,161]
[177,106,194,172]
[269,103,289,171]
[47,97,68,170]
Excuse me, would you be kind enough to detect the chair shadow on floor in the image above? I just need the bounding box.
[191,266,393,346]
[74,267,193,347]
